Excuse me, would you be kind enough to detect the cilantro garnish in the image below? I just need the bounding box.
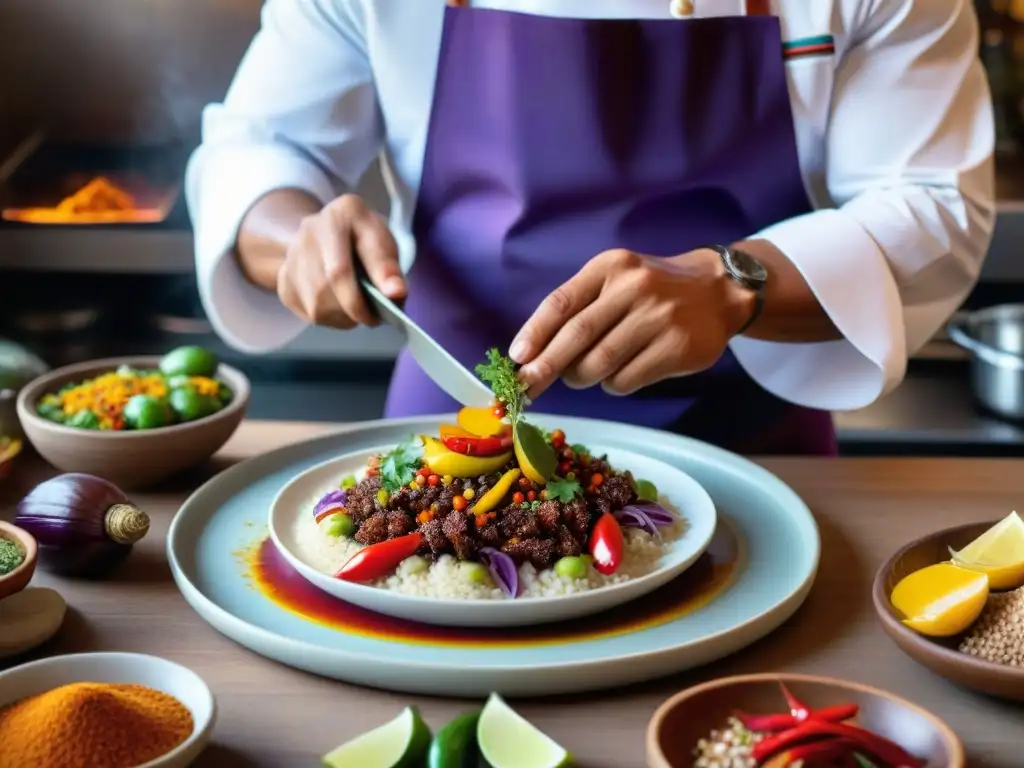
[476,348,530,424]
[379,435,424,492]
[545,476,582,503]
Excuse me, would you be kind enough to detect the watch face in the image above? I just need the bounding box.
[726,248,768,286]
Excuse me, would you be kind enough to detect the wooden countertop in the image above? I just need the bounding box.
[2,421,1023,767]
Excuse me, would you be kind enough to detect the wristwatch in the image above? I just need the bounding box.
[701,244,768,335]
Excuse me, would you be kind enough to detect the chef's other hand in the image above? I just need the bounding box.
[510,248,754,397]
[277,194,404,330]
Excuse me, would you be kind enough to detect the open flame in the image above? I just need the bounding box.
[2,176,171,224]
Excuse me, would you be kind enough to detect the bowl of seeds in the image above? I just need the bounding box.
[0,522,37,601]
[872,517,1024,702]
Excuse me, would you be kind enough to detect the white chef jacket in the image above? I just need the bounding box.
[186,0,995,412]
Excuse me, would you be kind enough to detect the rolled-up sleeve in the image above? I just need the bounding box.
[185,0,382,353]
[730,0,996,412]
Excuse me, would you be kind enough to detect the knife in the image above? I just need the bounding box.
[359,277,495,409]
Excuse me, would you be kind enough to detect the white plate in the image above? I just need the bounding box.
[0,652,216,768]
[268,443,717,627]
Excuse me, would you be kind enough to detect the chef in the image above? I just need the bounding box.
[187,0,994,455]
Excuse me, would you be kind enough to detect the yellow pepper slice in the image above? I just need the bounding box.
[421,436,512,478]
[471,469,521,516]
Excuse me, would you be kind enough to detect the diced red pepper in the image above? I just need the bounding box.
[590,513,624,575]
[335,532,424,582]
[752,720,924,767]
[441,434,513,457]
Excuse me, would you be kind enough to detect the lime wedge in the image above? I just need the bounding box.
[952,512,1024,566]
[322,706,431,768]
[478,694,571,768]
[428,711,480,768]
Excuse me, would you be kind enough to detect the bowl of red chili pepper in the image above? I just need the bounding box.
[646,673,962,768]
[16,354,249,490]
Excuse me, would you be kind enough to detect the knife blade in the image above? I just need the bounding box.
[359,277,495,409]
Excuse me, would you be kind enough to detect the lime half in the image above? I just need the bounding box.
[478,694,571,768]
[322,706,431,768]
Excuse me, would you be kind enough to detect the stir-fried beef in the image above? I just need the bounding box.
[338,443,640,572]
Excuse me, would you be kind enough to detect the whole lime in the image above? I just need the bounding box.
[66,409,100,429]
[169,388,219,422]
[159,346,219,378]
[166,374,194,391]
[124,395,168,430]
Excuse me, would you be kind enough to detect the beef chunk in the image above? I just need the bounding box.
[555,524,582,557]
[600,475,634,508]
[535,501,561,532]
[346,476,382,522]
[420,519,449,555]
[441,510,477,559]
[502,538,556,570]
[476,522,502,546]
[354,512,389,545]
[499,505,540,539]
[562,499,591,537]
[386,510,414,538]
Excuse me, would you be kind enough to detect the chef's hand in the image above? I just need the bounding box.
[510,248,754,397]
[276,194,405,329]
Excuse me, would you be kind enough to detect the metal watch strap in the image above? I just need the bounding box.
[700,244,766,336]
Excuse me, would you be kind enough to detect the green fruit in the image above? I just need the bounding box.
[428,712,480,768]
[216,381,233,404]
[124,395,168,430]
[460,561,493,586]
[169,388,219,422]
[66,410,100,429]
[159,346,218,378]
[634,479,659,503]
[513,421,557,485]
[322,706,431,768]
[478,694,571,768]
[36,403,65,423]
[554,556,588,580]
[166,374,194,391]
[323,513,354,538]
[341,474,358,490]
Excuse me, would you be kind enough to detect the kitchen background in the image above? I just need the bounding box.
[1,0,1023,456]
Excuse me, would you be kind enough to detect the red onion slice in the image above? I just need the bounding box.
[479,547,521,599]
[614,507,659,537]
[313,489,347,519]
[621,502,676,526]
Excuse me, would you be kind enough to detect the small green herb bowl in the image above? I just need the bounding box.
[646,673,963,768]
[0,522,37,601]
[16,356,250,490]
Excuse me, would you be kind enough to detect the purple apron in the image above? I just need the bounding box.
[384,6,837,456]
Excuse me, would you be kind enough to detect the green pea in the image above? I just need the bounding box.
[555,556,588,580]
[323,513,354,538]
[217,381,234,405]
[398,555,430,577]
[66,409,100,429]
[340,474,358,489]
[635,479,659,502]
[36,404,64,423]
[460,561,493,586]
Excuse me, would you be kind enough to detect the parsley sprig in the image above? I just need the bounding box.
[545,476,582,503]
[378,435,424,493]
[476,348,530,423]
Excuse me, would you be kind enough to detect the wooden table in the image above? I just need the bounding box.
[3,421,1023,767]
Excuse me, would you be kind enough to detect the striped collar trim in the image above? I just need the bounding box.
[783,34,835,60]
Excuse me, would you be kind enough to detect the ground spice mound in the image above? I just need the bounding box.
[0,682,194,768]
[959,587,1024,666]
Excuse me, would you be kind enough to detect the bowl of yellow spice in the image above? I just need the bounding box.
[0,651,216,768]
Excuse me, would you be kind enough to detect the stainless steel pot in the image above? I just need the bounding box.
[948,304,1024,421]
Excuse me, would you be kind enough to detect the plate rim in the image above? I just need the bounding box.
[167,414,820,678]
[267,442,718,613]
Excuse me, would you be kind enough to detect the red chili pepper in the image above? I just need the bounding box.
[752,721,924,767]
[335,532,424,582]
[590,513,624,575]
[775,738,862,765]
[736,703,860,734]
[779,682,810,721]
[441,434,512,456]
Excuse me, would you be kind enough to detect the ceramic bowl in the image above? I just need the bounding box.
[268,444,717,627]
[0,652,216,768]
[16,356,249,489]
[646,673,963,768]
[0,521,37,600]
[872,521,1024,701]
